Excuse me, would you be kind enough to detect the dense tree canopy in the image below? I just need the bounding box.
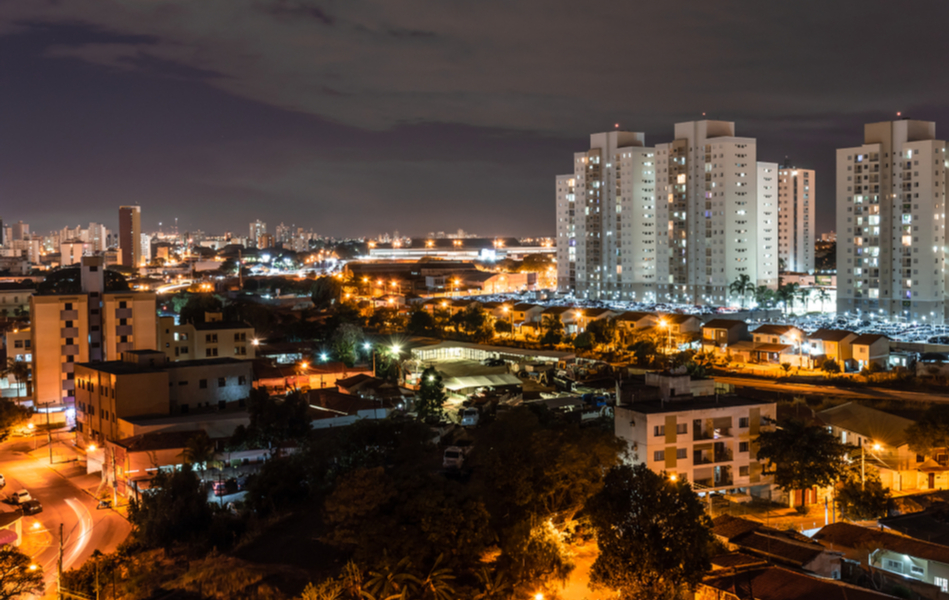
[756,419,851,505]
[905,405,949,457]
[128,464,213,551]
[586,464,715,600]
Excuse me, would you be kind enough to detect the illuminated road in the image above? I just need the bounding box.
[714,376,949,404]
[0,437,131,584]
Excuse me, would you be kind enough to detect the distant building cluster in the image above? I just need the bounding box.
[557,118,948,323]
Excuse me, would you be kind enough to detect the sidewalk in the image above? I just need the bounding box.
[20,518,53,563]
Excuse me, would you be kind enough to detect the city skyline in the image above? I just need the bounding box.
[1,2,946,236]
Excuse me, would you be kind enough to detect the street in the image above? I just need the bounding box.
[0,433,131,586]
[714,375,949,404]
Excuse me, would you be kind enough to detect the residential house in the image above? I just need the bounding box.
[0,282,32,316]
[574,308,617,334]
[727,324,804,364]
[806,329,858,370]
[711,515,841,578]
[879,503,949,546]
[702,320,750,354]
[698,564,901,600]
[813,522,949,598]
[252,359,372,394]
[851,334,890,370]
[818,402,948,492]
[614,312,658,345]
[306,388,395,429]
[614,391,776,498]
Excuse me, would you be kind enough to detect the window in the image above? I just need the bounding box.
[653,450,665,461]
[883,559,902,573]
[739,466,749,476]
[676,448,687,460]
[178,381,188,386]
[64,303,73,311]
[739,417,749,428]
[935,577,948,593]
[119,301,127,309]
[676,423,687,435]
[653,425,665,437]
[739,442,749,452]
[218,377,226,388]
[205,348,218,357]
[238,376,247,386]
[199,379,208,389]
[910,565,923,577]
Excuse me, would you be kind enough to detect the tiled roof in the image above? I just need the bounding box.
[753,324,800,336]
[702,565,897,600]
[808,329,856,342]
[709,552,767,570]
[851,333,889,346]
[703,319,747,331]
[813,522,948,564]
[615,311,655,322]
[711,515,762,541]
[733,531,826,567]
[306,389,394,419]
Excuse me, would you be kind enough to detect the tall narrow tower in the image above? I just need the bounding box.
[119,205,142,268]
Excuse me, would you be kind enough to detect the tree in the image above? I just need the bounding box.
[0,399,30,435]
[796,287,811,314]
[836,462,889,521]
[0,545,44,600]
[904,405,949,457]
[586,464,715,599]
[540,315,564,338]
[587,319,618,352]
[471,567,513,600]
[729,274,755,309]
[820,358,841,375]
[128,463,213,550]
[776,283,799,318]
[407,307,437,336]
[816,287,831,313]
[331,323,364,366]
[412,554,456,600]
[311,276,342,311]
[780,362,792,375]
[755,419,851,507]
[0,359,29,401]
[573,331,594,350]
[180,433,216,479]
[366,554,415,600]
[754,285,776,313]
[628,339,658,367]
[178,292,223,325]
[416,367,446,421]
[493,319,513,338]
[231,388,312,454]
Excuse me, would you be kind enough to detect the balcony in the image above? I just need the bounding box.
[60,327,79,338]
[114,308,133,319]
[60,310,79,321]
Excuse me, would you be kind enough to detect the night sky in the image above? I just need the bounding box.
[1,1,946,239]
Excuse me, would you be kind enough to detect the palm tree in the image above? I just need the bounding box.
[366,554,415,600]
[797,288,811,314]
[1,358,30,402]
[776,283,799,319]
[729,274,755,309]
[471,567,512,600]
[816,287,831,313]
[411,555,455,600]
[180,433,216,476]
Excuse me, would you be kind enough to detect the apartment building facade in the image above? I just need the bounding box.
[118,205,142,268]
[778,165,816,273]
[30,257,157,405]
[615,394,777,497]
[558,122,780,305]
[836,120,948,323]
[157,316,256,362]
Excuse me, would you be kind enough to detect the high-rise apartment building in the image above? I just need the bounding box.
[557,122,780,305]
[777,165,816,273]
[836,120,947,323]
[654,121,775,304]
[30,256,157,406]
[119,205,142,268]
[249,220,267,248]
[555,131,658,301]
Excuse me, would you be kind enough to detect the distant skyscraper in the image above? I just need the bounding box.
[119,205,142,267]
[836,119,948,323]
[249,220,267,248]
[777,165,816,274]
[12,221,29,242]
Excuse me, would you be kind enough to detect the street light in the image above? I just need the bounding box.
[861,442,883,490]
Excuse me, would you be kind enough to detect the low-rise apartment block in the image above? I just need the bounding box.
[157,315,256,362]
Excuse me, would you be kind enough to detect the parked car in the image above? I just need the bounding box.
[460,408,480,427]
[484,358,505,367]
[442,446,472,470]
[21,500,42,516]
[9,490,31,505]
[212,482,228,497]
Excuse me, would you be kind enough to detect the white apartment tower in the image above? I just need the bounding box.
[249,220,267,248]
[654,121,776,305]
[836,120,948,323]
[555,131,658,301]
[777,165,816,273]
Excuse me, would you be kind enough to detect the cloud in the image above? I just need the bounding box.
[3,0,944,136]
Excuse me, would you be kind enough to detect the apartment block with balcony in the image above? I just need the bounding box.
[615,393,776,497]
[157,315,256,362]
[836,120,948,324]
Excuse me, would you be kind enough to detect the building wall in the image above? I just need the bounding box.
[102,293,158,361]
[31,294,90,404]
[166,361,252,414]
[778,167,816,274]
[119,206,142,268]
[157,317,255,362]
[0,290,31,315]
[615,401,776,493]
[75,366,169,444]
[837,120,948,323]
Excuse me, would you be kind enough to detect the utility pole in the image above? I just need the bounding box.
[58,523,64,600]
[45,403,53,465]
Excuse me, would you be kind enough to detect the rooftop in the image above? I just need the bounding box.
[817,402,915,448]
[808,328,856,342]
[879,504,949,546]
[813,522,948,564]
[77,356,251,375]
[703,319,747,331]
[702,565,897,600]
[192,320,254,331]
[620,395,773,415]
[852,333,889,345]
[753,324,801,336]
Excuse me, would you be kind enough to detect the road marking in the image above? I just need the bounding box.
[64,497,93,569]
